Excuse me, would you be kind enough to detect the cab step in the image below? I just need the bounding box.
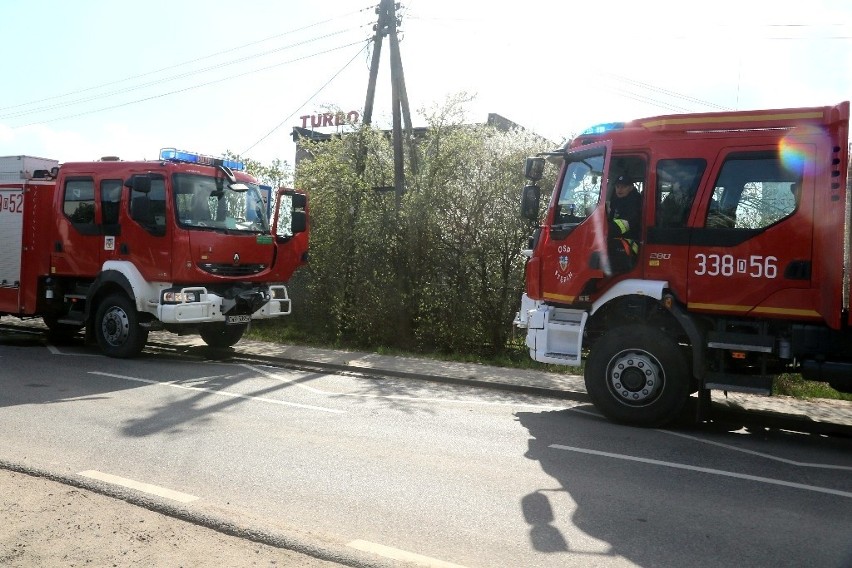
[56,312,86,326]
[527,308,587,366]
[704,372,773,395]
[707,331,775,353]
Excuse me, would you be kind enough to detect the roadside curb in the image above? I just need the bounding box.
[226,351,591,403]
[0,458,396,568]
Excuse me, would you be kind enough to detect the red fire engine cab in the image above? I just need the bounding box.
[0,149,308,358]
[515,102,851,426]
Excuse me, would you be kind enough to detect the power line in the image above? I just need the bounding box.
[608,87,695,114]
[242,41,371,155]
[1,27,368,121]
[0,26,370,121]
[14,40,368,128]
[0,5,377,114]
[600,72,733,112]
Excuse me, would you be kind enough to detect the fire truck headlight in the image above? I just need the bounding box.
[162,290,200,304]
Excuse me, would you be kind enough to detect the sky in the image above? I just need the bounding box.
[1,0,850,171]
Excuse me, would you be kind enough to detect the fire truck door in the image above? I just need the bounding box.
[119,175,172,281]
[53,177,104,278]
[539,143,611,303]
[686,148,814,315]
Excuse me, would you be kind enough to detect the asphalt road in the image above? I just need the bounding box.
[1,329,851,567]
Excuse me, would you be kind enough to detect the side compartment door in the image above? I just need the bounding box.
[0,184,25,312]
[686,147,815,316]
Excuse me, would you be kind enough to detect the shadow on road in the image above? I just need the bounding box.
[515,407,852,568]
[0,329,145,408]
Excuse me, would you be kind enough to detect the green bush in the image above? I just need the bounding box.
[279,96,553,355]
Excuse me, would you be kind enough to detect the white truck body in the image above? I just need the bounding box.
[0,155,60,182]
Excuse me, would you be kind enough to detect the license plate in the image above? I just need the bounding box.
[226,314,251,325]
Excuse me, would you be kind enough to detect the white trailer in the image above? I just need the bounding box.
[0,155,60,181]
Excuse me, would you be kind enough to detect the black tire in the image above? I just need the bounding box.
[584,324,690,427]
[199,322,247,349]
[94,294,148,358]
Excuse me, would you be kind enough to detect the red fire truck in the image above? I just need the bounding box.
[0,149,308,358]
[515,102,851,426]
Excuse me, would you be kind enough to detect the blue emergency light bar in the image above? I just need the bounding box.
[159,148,245,171]
[579,122,626,136]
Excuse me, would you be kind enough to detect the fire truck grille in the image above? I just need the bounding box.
[198,263,267,276]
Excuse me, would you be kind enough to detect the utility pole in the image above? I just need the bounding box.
[362,0,416,209]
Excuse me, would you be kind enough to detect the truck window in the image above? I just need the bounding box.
[130,176,166,235]
[656,158,705,228]
[555,149,605,224]
[63,178,95,225]
[704,152,802,230]
[606,156,646,272]
[174,173,269,233]
[100,179,122,225]
[608,155,647,197]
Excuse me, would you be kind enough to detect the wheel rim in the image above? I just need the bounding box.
[605,349,665,407]
[101,305,130,347]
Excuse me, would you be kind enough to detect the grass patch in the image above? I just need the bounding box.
[773,373,852,401]
[247,320,329,347]
[246,323,575,373]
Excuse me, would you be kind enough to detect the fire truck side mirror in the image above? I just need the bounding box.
[524,157,545,182]
[520,184,540,221]
[274,190,308,239]
[125,175,151,194]
[291,211,307,234]
[290,193,307,235]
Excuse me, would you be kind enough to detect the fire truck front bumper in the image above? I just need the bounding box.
[156,285,292,324]
[514,293,587,367]
[513,294,541,329]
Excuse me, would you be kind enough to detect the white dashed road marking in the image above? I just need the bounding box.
[88,371,345,414]
[550,444,852,498]
[659,429,852,471]
[347,540,469,568]
[78,470,199,503]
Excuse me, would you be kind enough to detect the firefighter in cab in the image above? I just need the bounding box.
[608,174,642,271]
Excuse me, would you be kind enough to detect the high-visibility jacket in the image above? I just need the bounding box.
[609,189,642,254]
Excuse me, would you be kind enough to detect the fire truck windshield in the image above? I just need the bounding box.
[174,173,270,233]
[554,150,604,226]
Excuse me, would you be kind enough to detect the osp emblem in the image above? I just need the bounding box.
[559,255,569,271]
[233,253,240,266]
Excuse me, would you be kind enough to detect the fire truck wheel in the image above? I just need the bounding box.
[584,324,690,427]
[199,322,247,349]
[94,294,149,358]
